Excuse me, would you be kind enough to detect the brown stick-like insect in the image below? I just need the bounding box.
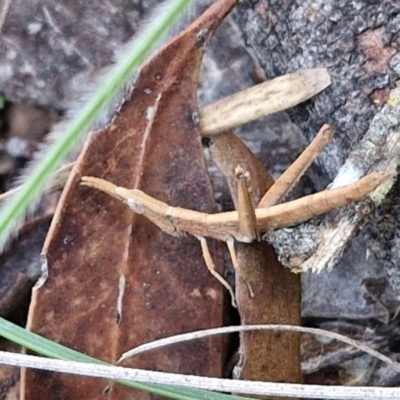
[81,123,392,304]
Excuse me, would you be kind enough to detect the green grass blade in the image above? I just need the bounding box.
[0,317,254,399]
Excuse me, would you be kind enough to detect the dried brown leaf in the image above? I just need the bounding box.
[207,131,302,398]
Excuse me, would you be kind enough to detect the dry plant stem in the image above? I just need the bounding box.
[259,124,334,208]
[118,325,399,371]
[81,171,392,243]
[4,350,400,400]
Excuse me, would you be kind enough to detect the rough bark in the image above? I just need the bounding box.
[232,0,400,298]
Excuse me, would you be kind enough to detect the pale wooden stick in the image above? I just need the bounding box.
[118,325,400,370]
[259,124,334,208]
[2,350,400,398]
[200,69,331,135]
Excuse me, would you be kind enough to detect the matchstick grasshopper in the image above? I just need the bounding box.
[82,118,391,306]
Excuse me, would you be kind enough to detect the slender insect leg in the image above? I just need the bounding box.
[226,237,254,298]
[258,171,392,230]
[235,165,258,241]
[198,236,237,308]
[259,124,334,208]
